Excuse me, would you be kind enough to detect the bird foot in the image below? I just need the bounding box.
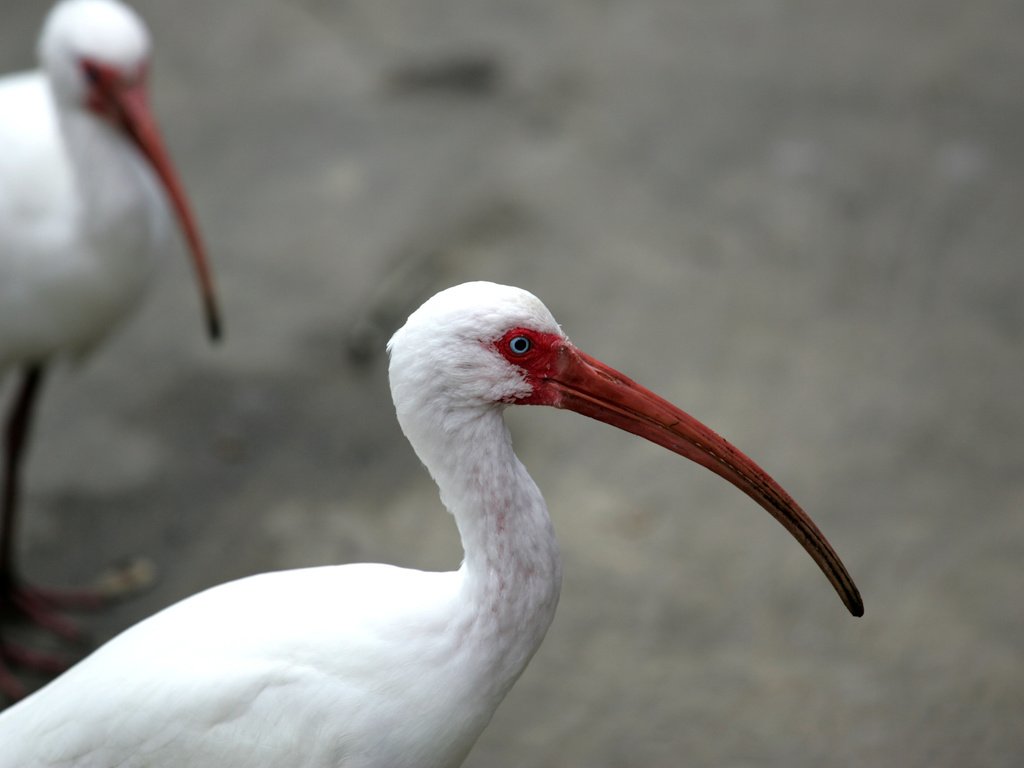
[0,557,157,640]
[0,557,157,703]
[0,642,76,702]
[0,656,29,702]
[0,609,80,703]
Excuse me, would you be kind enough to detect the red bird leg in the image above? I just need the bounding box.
[0,365,158,702]
[0,364,74,701]
[0,364,47,605]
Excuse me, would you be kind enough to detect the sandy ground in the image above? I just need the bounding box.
[1,1,1022,766]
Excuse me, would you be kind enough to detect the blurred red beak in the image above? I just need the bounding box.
[86,61,222,340]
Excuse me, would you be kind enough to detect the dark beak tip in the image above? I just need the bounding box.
[844,588,865,617]
[205,307,224,342]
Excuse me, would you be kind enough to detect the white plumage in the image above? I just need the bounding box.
[0,0,218,369]
[0,282,860,767]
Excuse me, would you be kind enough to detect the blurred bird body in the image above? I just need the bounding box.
[0,65,162,372]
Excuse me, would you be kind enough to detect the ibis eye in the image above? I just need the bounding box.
[508,335,532,355]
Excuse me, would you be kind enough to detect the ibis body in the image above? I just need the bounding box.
[0,0,219,367]
[0,282,860,766]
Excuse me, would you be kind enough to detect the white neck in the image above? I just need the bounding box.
[407,405,563,700]
[55,99,165,257]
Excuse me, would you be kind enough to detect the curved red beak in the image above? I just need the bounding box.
[85,61,222,341]
[532,340,863,617]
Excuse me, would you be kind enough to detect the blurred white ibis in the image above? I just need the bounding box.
[0,0,220,698]
[0,282,860,765]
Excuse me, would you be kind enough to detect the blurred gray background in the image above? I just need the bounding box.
[1,1,1022,765]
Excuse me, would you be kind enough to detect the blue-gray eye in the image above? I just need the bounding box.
[508,335,531,355]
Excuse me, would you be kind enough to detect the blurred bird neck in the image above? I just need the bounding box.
[57,105,163,255]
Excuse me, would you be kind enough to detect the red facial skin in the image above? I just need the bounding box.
[495,327,863,617]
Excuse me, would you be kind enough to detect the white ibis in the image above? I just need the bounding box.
[0,282,861,765]
[0,0,220,698]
